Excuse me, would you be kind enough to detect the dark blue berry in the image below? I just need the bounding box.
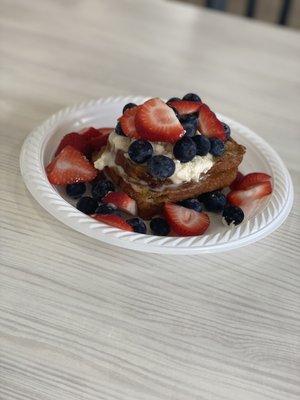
[203,191,227,212]
[123,103,136,113]
[222,205,244,226]
[173,137,197,163]
[127,217,147,234]
[95,203,116,215]
[91,179,114,200]
[210,138,225,156]
[76,196,98,215]
[179,198,202,212]
[128,140,153,164]
[181,117,198,137]
[182,93,201,102]
[66,183,86,199]
[222,122,231,139]
[147,155,175,180]
[192,135,211,156]
[167,97,181,104]
[150,217,170,236]
[115,122,125,136]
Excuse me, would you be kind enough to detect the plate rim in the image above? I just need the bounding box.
[19,96,294,254]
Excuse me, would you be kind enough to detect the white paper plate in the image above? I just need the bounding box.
[20,96,293,254]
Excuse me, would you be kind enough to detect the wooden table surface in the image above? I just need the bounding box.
[1,0,300,399]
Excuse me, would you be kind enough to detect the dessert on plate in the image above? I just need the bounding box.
[45,93,273,236]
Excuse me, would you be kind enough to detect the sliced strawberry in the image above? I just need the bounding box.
[198,104,226,141]
[92,214,133,231]
[236,172,271,191]
[229,171,244,190]
[79,127,113,154]
[79,127,100,138]
[164,203,210,236]
[102,192,137,215]
[167,100,202,115]
[55,132,89,156]
[98,127,114,135]
[227,181,272,206]
[119,107,141,139]
[46,145,97,185]
[135,98,184,143]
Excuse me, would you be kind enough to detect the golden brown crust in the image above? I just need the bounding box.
[102,138,245,219]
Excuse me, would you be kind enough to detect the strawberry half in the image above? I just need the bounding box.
[167,100,202,116]
[164,203,210,236]
[229,171,244,190]
[55,132,89,156]
[119,107,141,139]
[198,104,226,141]
[80,127,113,154]
[46,145,97,185]
[227,181,272,207]
[92,214,133,231]
[102,192,137,215]
[235,172,271,191]
[135,98,184,143]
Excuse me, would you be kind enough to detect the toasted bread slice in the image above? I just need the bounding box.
[103,138,245,219]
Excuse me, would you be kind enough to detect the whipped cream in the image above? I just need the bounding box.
[94,131,214,185]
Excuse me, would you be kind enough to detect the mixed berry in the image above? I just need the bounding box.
[45,93,273,237]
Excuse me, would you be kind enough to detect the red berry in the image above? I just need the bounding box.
[102,192,137,215]
[55,132,89,156]
[92,214,133,231]
[198,104,226,141]
[235,172,271,190]
[46,145,97,185]
[167,100,202,115]
[119,107,141,139]
[164,203,210,236]
[229,171,244,190]
[227,181,272,206]
[135,98,184,143]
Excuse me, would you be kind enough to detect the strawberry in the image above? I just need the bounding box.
[80,127,113,154]
[164,203,210,236]
[235,172,271,191]
[55,132,89,156]
[102,192,137,215]
[227,181,272,206]
[167,100,202,115]
[46,145,97,185]
[92,214,133,231]
[135,98,184,143]
[229,171,244,190]
[198,104,226,141]
[119,107,141,139]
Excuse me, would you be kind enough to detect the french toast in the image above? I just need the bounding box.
[103,138,245,218]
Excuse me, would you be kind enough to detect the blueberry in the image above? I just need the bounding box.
[222,122,231,139]
[179,198,202,212]
[127,217,147,234]
[192,135,211,156]
[203,191,227,212]
[179,113,198,124]
[95,203,116,215]
[173,137,197,163]
[66,183,86,199]
[115,122,125,136]
[128,140,153,164]
[167,97,181,104]
[181,118,198,137]
[210,138,225,157]
[123,103,136,113]
[76,196,98,215]
[150,217,170,236]
[222,205,244,226]
[182,93,201,102]
[91,179,114,200]
[147,155,175,180]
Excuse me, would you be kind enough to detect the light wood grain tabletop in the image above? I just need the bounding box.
[1,0,300,399]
